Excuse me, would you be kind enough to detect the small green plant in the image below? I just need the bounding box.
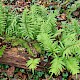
[0,46,6,57]
[26,58,40,74]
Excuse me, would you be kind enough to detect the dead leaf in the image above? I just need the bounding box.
[6,66,15,77]
[57,13,66,21]
[17,71,23,78]
[61,13,66,20]
[73,11,79,17]
[22,74,28,80]
[71,74,80,80]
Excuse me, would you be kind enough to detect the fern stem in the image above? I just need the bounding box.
[48,73,53,80]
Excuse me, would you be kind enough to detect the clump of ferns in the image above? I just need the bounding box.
[19,5,48,41]
[37,18,80,78]
[0,2,80,78]
[0,2,20,38]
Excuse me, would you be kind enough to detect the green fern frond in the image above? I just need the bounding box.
[65,57,79,75]
[0,2,5,35]
[19,5,46,40]
[58,22,80,57]
[6,15,19,36]
[37,33,58,53]
[31,5,47,20]
[37,9,59,53]
[63,40,80,57]
[58,33,80,57]
[40,12,57,34]
[47,12,57,29]
[62,19,80,36]
[19,8,34,39]
[71,19,80,35]
[0,45,6,57]
[49,57,64,76]
[26,58,40,74]
[61,33,76,47]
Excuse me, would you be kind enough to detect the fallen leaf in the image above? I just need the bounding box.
[57,13,66,21]
[22,74,28,80]
[6,66,15,77]
[73,11,79,17]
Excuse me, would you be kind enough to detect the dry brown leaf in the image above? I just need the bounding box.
[6,66,15,77]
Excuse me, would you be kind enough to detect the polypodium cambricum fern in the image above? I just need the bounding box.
[37,10,62,54]
[37,32,59,54]
[49,57,64,76]
[0,2,79,77]
[31,4,47,20]
[51,31,80,76]
[51,30,80,76]
[6,14,20,37]
[40,11,58,34]
[0,2,6,35]
[62,19,80,36]
[26,58,40,74]
[58,33,80,57]
[37,17,80,76]
[0,4,20,37]
[0,45,6,57]
[65,57,79,75]
[60,19,80,57]
[19,5,47,40]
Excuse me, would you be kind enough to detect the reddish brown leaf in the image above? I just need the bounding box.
[73,11,79,17]
[57,13,66,21]
[22,74,28,80]
[6,66,15,77]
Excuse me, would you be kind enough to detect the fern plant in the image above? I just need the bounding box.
[6,14,20,37]
[0,2,80,78]
[37,17,80,77]
[65,57,79,75]
[49,57,64,76]
[26,58,40,74]
[0,3,20,37]
[0,2,6,35]
[19,5,47,40]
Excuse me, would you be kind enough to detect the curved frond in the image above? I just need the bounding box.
[65,57,79,75]
[49,57,64,75]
